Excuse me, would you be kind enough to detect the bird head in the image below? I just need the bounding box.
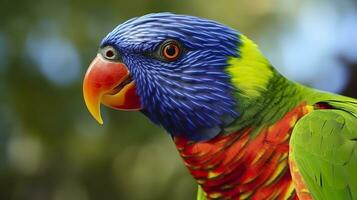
[83,13,266,141]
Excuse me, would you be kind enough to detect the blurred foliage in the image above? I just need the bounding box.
[0,0,356,199]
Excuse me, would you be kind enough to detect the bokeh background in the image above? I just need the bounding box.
[1,0,357,199]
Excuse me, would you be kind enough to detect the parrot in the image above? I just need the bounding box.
[82,13,357,200]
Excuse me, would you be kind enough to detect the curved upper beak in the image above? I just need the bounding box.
[83,54,141,124]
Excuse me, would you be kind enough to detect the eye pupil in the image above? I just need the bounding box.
[106,50,114,58]
[165,45,176,56]
[163,43,180,61]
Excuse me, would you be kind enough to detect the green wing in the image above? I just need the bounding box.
[290,99,357,200]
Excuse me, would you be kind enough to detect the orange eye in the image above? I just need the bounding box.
[162,43,180,61]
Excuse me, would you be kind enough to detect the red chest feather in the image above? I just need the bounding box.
[174,104,312,200]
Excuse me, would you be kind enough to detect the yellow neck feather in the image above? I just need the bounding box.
[226,35,273,99]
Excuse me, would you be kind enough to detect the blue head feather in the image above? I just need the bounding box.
[101,13,241,141]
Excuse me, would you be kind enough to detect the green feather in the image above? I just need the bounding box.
[196,186,206,200]
[290,98,357,200]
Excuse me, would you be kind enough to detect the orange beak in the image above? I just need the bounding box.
[83,54,141,124]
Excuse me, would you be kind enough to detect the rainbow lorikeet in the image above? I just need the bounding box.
[83,13,357,200]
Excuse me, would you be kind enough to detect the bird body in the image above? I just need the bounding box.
[83,13,357,200]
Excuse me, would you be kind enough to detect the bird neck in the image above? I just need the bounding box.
[224,35,307,134]
[226,73,306,135]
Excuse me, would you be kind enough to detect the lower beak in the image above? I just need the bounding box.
[83,54,141,124]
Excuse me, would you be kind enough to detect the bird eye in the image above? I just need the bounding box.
[101,46,120,60]
[161,41,181,61]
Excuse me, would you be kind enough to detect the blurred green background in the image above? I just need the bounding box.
[1,0,357,199]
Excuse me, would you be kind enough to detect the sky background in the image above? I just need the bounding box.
[0,0,356,199]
